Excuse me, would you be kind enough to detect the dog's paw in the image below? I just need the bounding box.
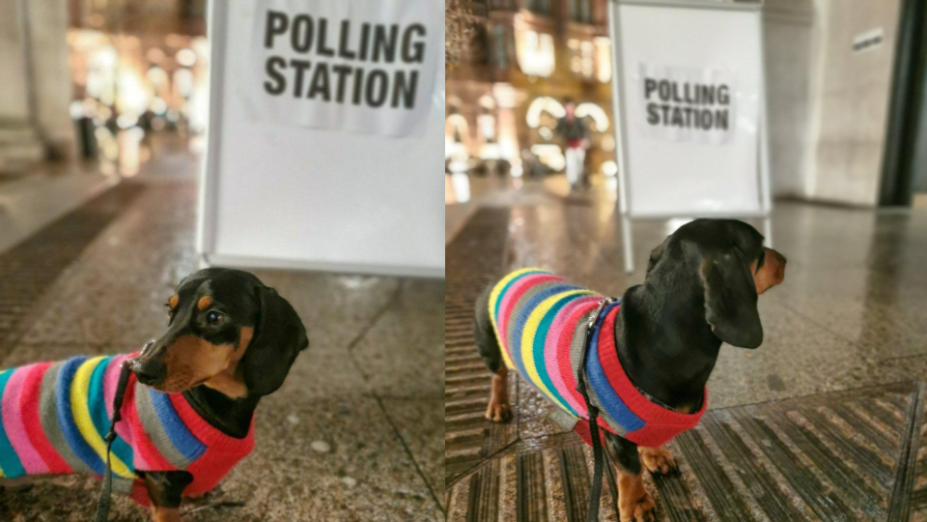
[485,400,512,422]
[620,490,656,522]
[638,446,678,475]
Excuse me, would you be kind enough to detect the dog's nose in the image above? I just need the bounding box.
[134,359,167,386]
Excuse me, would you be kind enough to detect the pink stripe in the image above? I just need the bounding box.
[545,296,601,413]
[497,274,560,340]
[104,354,136,445]
[2,365,50,474]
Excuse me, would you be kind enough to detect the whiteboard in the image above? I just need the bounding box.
[198,0,445,278]
[611,0,769,218]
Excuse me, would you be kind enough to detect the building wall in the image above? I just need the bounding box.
[766,0,903,206]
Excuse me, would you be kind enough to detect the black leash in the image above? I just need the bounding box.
[576,297,620,522]
[94,361,133,522]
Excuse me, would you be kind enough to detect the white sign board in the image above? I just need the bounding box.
[198,0,444,277]
[608,0,771,271]
[611,0,768,218]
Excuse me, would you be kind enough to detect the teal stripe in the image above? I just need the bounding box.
[87,358,134,475]
[492,270,547,322]
[0,369,26,477]
[532,294,582,417]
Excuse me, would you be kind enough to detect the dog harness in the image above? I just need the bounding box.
[488,268,707,448]
[0,354,254,506]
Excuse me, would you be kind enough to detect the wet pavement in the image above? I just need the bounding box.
[445,176,927,521]
[0,150,443,521]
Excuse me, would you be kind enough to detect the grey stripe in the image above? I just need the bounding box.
[39,362,94,474]
[503,280,564,353]
[113,476,136,495]
[569,312,625,435]
[134,382,190,469]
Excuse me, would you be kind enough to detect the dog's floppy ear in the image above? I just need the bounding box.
[241,286,309,396]
[646,237,670,277]
[700,251,763,348]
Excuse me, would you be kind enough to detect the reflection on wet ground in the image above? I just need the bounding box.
[445,176,927,521]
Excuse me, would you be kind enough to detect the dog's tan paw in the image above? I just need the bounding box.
[620,490,656,522]
[485,400,512,422]
[638,446,678,475]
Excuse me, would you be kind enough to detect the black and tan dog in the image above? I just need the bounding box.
[0,268,307,522]
[474,219,786,521]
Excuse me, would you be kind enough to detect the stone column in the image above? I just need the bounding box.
[0,0,76,174]
[25,0,76,159]
[0,0,44,173]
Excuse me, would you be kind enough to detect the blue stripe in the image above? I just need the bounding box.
[87,358,134,474]
[585,301,646,432]
[509,284,582,381]
[492,270,547,321]
[55,357,105,474]
[147,388,207,462]
[532,293,585,417]
[0,369,26,477]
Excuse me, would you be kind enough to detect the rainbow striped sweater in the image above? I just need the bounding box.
[488,268,706,448]
[0,353,254,505]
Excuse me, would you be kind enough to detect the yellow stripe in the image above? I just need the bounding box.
[71,357,133,478]
[487,268,548,370]
[520,290,593,409]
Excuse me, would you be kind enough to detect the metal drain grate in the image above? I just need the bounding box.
[445,208,515,485]
[446,379,927,521]
[0,182,144,357]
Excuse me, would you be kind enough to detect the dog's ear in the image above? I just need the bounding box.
[241,286,309,396]
[646,237,670,277]
[700,251,763,348]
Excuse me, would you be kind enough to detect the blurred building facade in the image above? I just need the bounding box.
[0,0,207,176]
[448,0,927,207]
[446,0,618,179]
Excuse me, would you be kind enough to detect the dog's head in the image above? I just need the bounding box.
[645,219,786,349]
[130,267,309,397]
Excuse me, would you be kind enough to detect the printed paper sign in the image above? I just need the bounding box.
[632,63,738,145]
[245,0,440,137]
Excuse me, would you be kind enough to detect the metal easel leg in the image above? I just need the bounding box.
[621,214,634,273]
[763,216,773,248]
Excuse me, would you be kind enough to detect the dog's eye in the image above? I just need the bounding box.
[165,304,174,317]
[206,311,225,325]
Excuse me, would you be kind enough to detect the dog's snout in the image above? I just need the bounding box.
[134,358,167,386]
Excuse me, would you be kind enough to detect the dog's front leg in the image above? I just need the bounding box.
[605,433,656,522]
[142,470,193,522]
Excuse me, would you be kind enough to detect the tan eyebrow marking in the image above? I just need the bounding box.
[168,294,179,309]
[197,295,213,311]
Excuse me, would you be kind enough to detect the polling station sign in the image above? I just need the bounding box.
[633,64,738,145]
[244,0,440,137]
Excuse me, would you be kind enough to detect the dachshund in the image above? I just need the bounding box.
[474,219,786,522]
[0,268,308,522]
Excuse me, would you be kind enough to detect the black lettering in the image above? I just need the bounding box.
[658,81,671,102]
[671,106,684,127]
[265,10,289,49]
[644,78,657,100]
[647,103,659,125]
[290,59,311,97]
[659,104,671,122]
[715,109,728,130]
[392,70,418,108]
[372,25,399,63]
[263,56,287,94]
[332,65,353,103]
[699,85,714,105]
[290,15,314,53]
[352,68,365,105]
[317,19,335,57]
[365,69,389,107]
[307,63,331,101]
[401,24,427,63]
[718,85,730,105]
[359,23,371,61]
[339,20,356,59]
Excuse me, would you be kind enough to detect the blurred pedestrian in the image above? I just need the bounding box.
[555,98,590,189]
